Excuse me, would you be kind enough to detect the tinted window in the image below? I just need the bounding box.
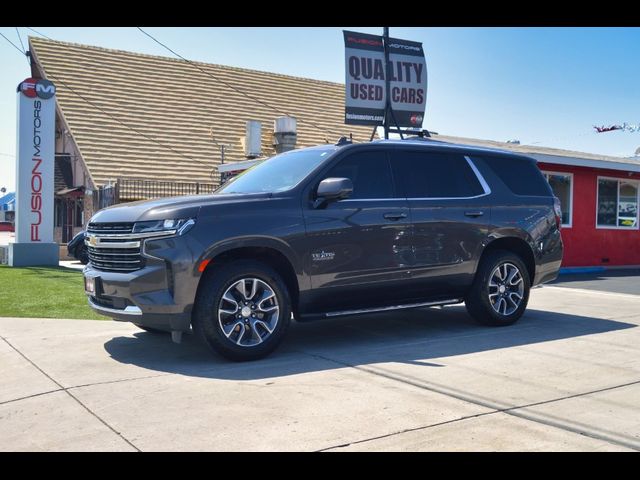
[392,151,484,198]
[324,151,394,199]
[481,155,551,196]
[217,146,337,194]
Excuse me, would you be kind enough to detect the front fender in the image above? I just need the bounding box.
[198,235,302,276]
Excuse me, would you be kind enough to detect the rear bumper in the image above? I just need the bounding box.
[533,229,563,286]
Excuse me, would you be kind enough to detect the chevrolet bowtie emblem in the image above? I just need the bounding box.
[88,235,98,247]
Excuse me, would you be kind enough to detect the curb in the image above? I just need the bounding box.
[559,267,606,275]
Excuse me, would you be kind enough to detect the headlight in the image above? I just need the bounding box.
[132,218,196,236]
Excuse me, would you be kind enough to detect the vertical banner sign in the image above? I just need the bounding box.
[344,30,428,128]
[15,78,56,243]
[386,38,427,127]
[343,31,386,126]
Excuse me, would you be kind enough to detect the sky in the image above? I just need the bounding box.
[1,26,639,191]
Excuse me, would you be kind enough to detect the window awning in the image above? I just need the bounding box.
[56,187,84,197]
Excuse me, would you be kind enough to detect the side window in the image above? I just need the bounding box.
[324,151,394,199]
[480,155,551,196]
[392,150,484,198]
[597,177,639,228]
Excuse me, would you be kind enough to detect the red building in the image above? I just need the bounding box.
[537,160,640,268]
[438,135,640,269]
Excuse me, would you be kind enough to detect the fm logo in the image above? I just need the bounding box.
[19,78,56,99]
[410,113,423,125]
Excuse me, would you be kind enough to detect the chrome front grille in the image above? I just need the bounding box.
[87,245,143,272]
[86,222,143,272]
[87,222,134,235]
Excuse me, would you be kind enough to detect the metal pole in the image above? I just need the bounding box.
[383,27,390,140]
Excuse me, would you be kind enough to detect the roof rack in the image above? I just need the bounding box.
[335,135,353,146]
[400,129,433,139]
[380,128,436,141]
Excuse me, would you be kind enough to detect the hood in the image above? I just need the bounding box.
[90,192,272,224]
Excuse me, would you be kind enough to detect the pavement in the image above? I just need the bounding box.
[59,260,84,271]
[1,283,639,451]
[551,269,640,296]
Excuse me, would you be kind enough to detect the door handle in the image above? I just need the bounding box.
[383,212,407,221]
[464,211,484,218]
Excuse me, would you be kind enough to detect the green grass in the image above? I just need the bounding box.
[0,265,104,319]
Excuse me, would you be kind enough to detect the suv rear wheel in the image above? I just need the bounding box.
[193,260,292,361]
[465,250,530,326]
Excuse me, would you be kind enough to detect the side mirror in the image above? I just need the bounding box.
[314,177,353,208]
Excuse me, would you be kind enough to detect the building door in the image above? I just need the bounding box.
[302,149,413,313]
[62,198,75,243]
[390,149,491,299]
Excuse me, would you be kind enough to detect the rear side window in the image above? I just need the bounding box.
[480,155,551,196]
[392,150,485,198]
[324,151,394,199]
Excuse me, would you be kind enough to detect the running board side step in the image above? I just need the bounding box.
[324,299,464,318]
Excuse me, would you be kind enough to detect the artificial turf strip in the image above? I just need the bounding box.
[0,265,104,320]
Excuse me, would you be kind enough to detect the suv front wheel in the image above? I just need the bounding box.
[193,259,292,361]
[465,250,531,326]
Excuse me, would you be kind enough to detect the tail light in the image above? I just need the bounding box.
[553,197,562,229]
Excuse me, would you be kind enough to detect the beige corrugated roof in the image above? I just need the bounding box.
[29,37,374,188]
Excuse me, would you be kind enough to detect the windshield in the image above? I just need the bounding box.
[216,146,337,194]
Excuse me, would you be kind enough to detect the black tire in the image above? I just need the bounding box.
[134,324,168,334]
[192,259,292,361]
[465,249,531,326]
[78,245,89,265]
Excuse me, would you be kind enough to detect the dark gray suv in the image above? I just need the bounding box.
[84,138,563,361]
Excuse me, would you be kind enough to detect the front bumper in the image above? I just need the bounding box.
[84,234,203,332]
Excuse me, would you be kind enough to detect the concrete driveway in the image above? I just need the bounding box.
[1,284,639,451]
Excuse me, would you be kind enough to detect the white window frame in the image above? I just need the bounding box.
[595,176,640,230]
[542,170,573,228]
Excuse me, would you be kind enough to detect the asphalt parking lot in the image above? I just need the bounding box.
[1,280,639,451]
[550,269,640,296]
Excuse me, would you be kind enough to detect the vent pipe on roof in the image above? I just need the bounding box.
[241,120,262,159]
[273,116,297,154]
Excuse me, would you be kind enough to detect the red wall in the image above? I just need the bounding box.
[538,162,640,267]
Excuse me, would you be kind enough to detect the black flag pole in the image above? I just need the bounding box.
[383,27,404,140]
[383,27,390,140]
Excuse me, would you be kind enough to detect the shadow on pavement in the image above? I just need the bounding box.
[103,305,636,380]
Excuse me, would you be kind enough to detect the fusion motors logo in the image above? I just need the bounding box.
[19,78,56,99]
[410,113,423,125]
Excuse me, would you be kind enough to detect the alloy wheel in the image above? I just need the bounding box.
[218,278,280,347]
[488,262,524,316]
